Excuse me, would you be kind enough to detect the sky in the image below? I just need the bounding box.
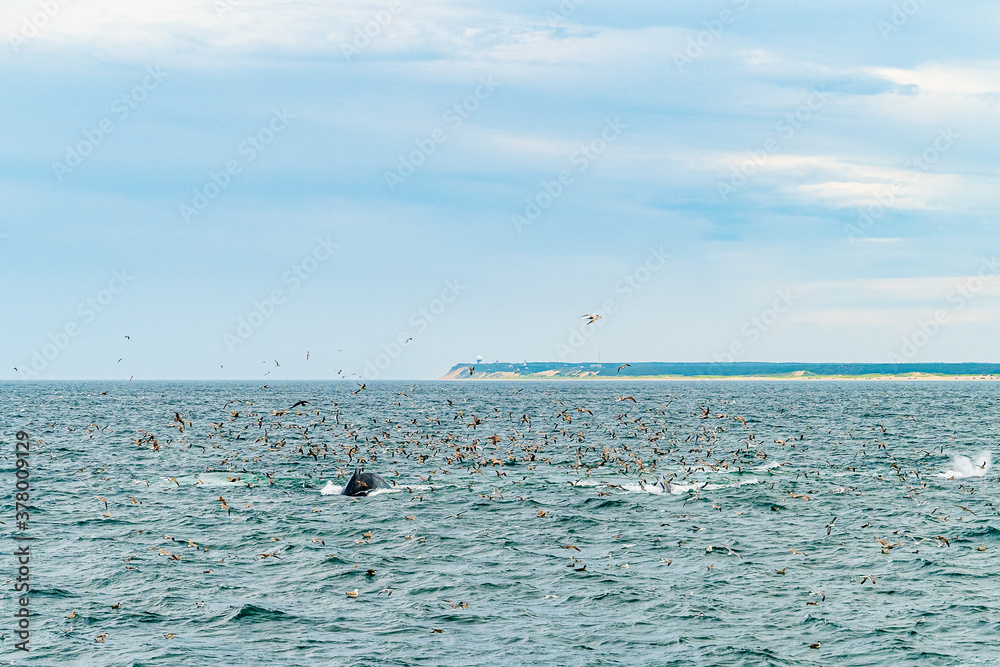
[2,0,999,380]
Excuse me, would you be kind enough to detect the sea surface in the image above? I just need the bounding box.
[2,380,1000,666]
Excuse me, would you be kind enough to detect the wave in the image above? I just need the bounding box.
[936,451,991,479]
[228,603,288,622]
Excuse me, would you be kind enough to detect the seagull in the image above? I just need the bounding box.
[723,545,743,559]
[617,364,630,373]
[582,313,600,325]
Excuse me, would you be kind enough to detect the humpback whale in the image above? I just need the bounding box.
[341,468,390,497]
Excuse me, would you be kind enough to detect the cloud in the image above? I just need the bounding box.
[6,1,1000,376]
[868,62,1000,97]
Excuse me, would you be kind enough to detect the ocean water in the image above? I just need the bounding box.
[2,380,1000,666]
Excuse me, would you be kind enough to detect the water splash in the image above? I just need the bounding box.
[937,451,992,479]
[319,482,411,496]
[619,477,762,494]
[319,482,343,495]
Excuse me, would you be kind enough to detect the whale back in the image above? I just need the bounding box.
[341,469,390,496]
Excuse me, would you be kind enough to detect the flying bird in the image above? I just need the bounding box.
[172,412,190,432]
[582,313,600,325]
[617,364,630,373]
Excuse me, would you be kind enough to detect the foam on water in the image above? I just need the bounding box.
[620,481,667,494]
[134,472,267,488]
[619,477,762,494]
[319,481,342,495]
[936,450,992,479]
[320,482,418,496]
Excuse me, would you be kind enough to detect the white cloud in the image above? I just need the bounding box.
[4,0,454,58]
[2,0,683,68]
[868,63,1000,97]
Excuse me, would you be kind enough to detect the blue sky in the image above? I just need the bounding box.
[2,0,999,380]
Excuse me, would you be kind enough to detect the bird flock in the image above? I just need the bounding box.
[22,382,999,661]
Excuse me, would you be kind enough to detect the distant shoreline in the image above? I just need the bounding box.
[438,374,1000,381]
[440,361,1000,381]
